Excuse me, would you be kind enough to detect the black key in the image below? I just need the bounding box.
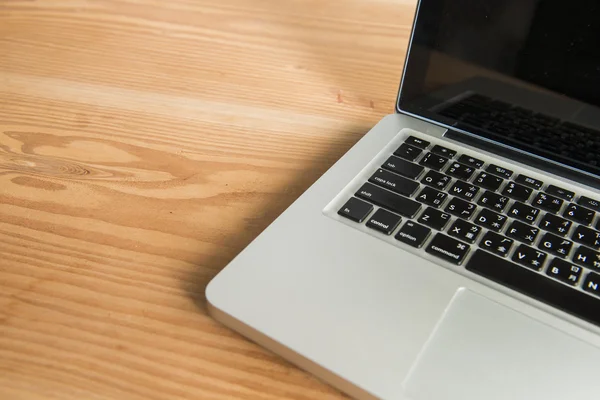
[515,174,544,190]
[474,172,504,191]
[583,272,600,297]
[419,152,450,171]
[578,196,600,212]
[563,203,595,226]
[539,213,572,236]
[421,170,452,190]
[355,183,421,218]
[546,185,575,201]
[449,180,480,201]
[458,154,484,169]
[448,219,482,243]
[512,244,547,271]
[369,169,420,197]
[366,209,402,235]
[572,225,600,249]
[501,182,533,202]
[417,207,451,231]
[394,143,422,161]
[445,197,477,219]
[539,232,573,258]
[475,208,508,232]
[431,145,457,159]
[426,233,470,265]
[486,164,513,179]
[395,221,431,248]
[547,258,582,286]
[415,187,447,208]
[507,202,541,224]
[477,191,510,212]
[405,136,430,149]
[467,250,600,328]
[382,156,424,180]
[337,197,373,222]
[507,220,540,244]
[446,162,475,181]
[532,192,563,213]
[480,231,514,257]
[572,246,600,270]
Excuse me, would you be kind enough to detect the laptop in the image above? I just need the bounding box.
[206,1,600,399]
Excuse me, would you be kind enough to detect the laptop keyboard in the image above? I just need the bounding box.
[333,134,600,328]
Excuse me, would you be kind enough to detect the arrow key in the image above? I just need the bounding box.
[511,244,548,271]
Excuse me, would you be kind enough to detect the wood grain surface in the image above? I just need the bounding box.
[0,0,417,398]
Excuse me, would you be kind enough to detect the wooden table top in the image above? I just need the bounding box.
[1,0,417,398]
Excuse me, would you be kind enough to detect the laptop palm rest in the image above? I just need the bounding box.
[403,288,600,400]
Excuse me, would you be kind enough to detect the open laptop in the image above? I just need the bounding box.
[206,1,600,399]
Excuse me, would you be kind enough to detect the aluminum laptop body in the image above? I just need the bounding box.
[207,1,600,399]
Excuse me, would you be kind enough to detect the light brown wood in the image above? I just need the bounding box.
[0,0,417,398]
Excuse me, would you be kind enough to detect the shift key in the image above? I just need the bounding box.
[356,183,421,218]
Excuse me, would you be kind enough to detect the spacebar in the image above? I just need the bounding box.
[466,250,600,327]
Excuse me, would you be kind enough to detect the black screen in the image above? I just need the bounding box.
[398,0,600,178]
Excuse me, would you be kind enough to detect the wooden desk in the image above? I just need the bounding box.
[0,1,416,398]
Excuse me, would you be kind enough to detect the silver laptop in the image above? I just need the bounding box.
[206,1,600,399]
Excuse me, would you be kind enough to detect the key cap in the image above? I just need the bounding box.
[369,169,420,197]
[448,219,482,243]
[547,258,582,286]
[417,207,451,231]
[421,170,452,190]
[395,221,431,248]
[415,187,447,208]
[583,272,600,297]
[507,220,540,244]
[501,182,533,202]
[507,201,540,224]
[474,172,504,191]
[539,232,573,258]
[338,197,373,222]
[446,162,475,181]
[578,196,600,212]
[394,143,422,161]
[467,250,600,328]
[546,185,575,201]
[366,209,402,235]
[382,156,424,180]
[419,152,450,171]
[355,183,421,218]
[532,192,563,213]
[449,180,480,201]
[539,213,572,236]
[475,208,508,232]
[572,225,600,249]
[477,191,510,212]
[515,174,544,189]
[572,246,600,270]
[458,154,484,169]
[486,164,513,179]
[405,136,430,149]
[426,233,470,265]
[431,145,457,159]
[563,203,595,226]
[480,231,514,257]
[512,244,547,271]
[445,197,477,219]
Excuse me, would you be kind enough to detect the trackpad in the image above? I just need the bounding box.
[404,289,600,400]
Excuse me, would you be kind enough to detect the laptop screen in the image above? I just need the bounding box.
[398,0,600,178]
